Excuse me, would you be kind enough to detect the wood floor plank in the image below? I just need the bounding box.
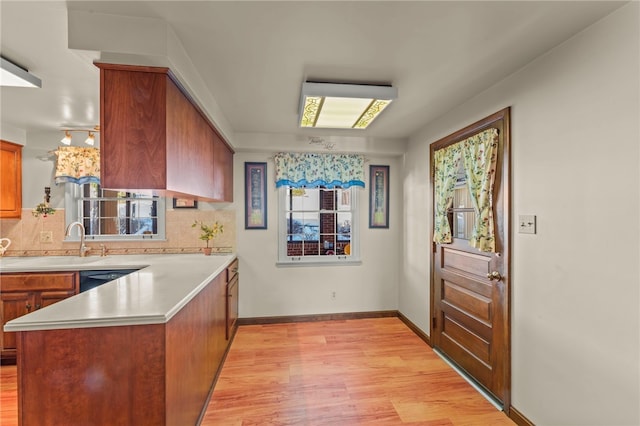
[1,317,514,425]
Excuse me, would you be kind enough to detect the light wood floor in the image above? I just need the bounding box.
[202,317,513,425]
[1,317,514,425]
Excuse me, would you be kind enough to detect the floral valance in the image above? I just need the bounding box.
[54,146,100,185]
[274,152,365,188]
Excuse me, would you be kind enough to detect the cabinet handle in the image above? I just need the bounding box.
[25,303,31,312]
[231,268,238,274]
[35,304,41,310]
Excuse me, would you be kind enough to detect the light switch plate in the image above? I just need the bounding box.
[519,215,536,234]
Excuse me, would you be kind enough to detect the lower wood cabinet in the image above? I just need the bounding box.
[15,258,238,425]
[0,272,78,363]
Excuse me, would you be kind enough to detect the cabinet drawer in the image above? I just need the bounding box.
[226,258,238,282]
[0,272,78,292]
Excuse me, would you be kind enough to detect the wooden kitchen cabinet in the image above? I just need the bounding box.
[0,272,79,363]
[15,259,236,425]
[213,133,234,202]
[96,63,234,202]
[0,140,22,218]
[226,258,239,340]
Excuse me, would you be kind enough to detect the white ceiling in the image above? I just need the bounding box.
[0,1,626,149]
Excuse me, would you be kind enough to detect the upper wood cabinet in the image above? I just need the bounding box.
[0,140,22,219]
[96,63,234,202]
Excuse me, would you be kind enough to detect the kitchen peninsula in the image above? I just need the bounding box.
[1,254,238,425]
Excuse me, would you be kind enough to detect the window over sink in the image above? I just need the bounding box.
[65,183,166,241]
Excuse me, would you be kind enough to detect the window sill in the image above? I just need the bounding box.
[276,258,362,267]
[65,236,168,242]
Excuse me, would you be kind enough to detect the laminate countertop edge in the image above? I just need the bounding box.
[1,253,236,332]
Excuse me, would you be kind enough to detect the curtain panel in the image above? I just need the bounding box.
[54,146,100,185]
[460,128,499,252]
[432,144,462,245]
[274,152,365,188]
[432,128,499,252]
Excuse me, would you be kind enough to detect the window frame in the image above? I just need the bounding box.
[64,184,166,242]
[277,186,361,266]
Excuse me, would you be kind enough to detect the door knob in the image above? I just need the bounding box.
[487,271,502,281]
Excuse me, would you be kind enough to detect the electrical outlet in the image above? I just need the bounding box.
[331,291,336,300]
[40,231,53,243]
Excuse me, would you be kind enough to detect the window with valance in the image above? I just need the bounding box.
[274,152,363,265]
[57,147,166,240]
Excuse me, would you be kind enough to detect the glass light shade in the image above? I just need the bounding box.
[60,131,72,145]
[85,132,95,146]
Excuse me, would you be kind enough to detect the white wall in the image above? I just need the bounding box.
[234,149,402,318]
[1,123,27,145]
[19,131,66,209]
[401,4,639,425]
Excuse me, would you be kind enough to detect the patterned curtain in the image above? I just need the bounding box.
[432,143,462,244]
[460,128,499,252]
[274,152,365,188]
[54,146,100,185]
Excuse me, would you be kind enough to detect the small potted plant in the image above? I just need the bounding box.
[32,202,56,218]
[192,220,223,255]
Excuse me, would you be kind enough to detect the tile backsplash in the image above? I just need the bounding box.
[0,208,236,257]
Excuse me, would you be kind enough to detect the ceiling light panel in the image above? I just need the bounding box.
[299,82,397,130]
[0,57,41,88]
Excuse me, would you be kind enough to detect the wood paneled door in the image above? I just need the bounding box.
[430,108,511,411]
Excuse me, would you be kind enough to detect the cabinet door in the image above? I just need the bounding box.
[1,292,33,356]
[39,290,75,309]
[212,134,234,202]
[226,274,238,340]
[0,140,22,218]
[99,65,168,190]
[166,78,215,198]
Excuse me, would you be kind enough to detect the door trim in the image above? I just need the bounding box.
[429,107,511,413]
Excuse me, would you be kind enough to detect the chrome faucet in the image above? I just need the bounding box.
[65,221,90,257]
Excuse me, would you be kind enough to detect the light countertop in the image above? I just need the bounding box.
[1,254,235,332]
